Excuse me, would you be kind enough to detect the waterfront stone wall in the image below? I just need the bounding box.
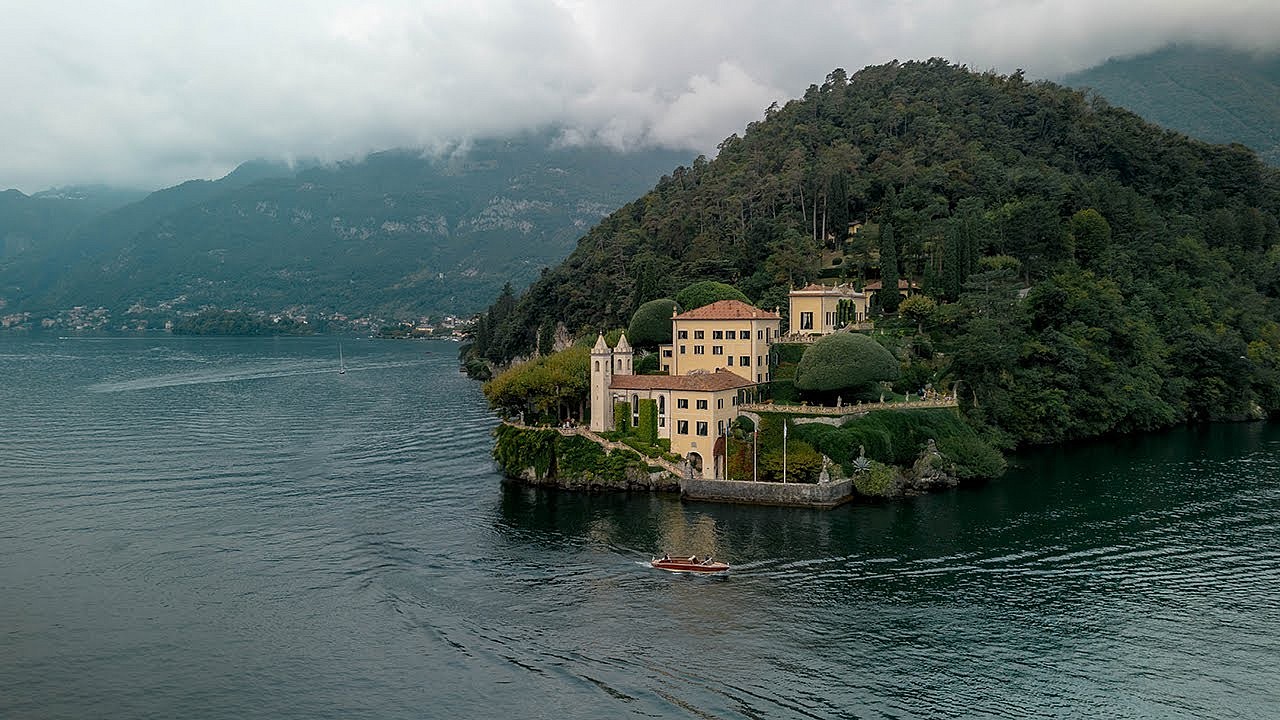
[681,476,854,509]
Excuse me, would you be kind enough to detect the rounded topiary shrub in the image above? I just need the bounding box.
[674,281,749,311]
[627,298,678,348]
[794,333,899,396]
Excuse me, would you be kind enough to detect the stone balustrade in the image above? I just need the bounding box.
[739,396,957,417]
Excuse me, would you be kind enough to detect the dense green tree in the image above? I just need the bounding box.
[482,346,589,422]
[794,333,900,396]
[627,298,678,348]
[1070,208,1112,270]
[898,294,937,334]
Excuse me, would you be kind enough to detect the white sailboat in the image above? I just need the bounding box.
[338,342,347,375]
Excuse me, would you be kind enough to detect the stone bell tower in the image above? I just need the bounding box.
[589,333,613,432]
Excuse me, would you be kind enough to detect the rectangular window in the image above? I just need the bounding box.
[757,356,763,367]
[757,373,762,382]
[712,346,724,355]
[743,328,750,337]
[757,330,763,340]
[727,356,734,366]
[677,420,689,434]
[662,349,672,357]
[677,399,689,409]
[716,399,723,409]
[678,330,688,339]
[800,312,813,330]
[740,356,750,367]
[712,330,723,339]
[717,420,725,435]
[725,330,736,340]
[662,364,669,372]
[696,421,708,436]
[694,330,704,339]
[658,417,665,428]
[680,345,686,354]
[694,345,704,355]
[696,400,708,410]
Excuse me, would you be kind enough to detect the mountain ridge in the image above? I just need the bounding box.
[0,134,692,324]
[1066,44,1280,166]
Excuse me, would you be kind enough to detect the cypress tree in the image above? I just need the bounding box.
[878,223,901,312]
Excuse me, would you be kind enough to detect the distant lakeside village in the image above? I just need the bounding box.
[486,277,997,509]
[0,298,471,340]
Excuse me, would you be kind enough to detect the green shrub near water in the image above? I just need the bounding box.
[790,408,1004,480]
[758,440,824,483]
[852,460,900,498]
[937,435,1007,479]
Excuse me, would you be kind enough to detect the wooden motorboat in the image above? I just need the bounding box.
[651,555,729,573]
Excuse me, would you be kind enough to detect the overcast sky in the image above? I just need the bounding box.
[3,0,1278,193]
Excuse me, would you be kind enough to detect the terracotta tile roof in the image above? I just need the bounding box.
[610,369,756,392]
[672,299,780,320]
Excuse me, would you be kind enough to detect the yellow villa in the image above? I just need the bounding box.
[787,283,870,336]
[590,299,780,478]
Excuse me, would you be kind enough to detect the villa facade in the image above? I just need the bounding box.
[590,299,780,478]
[787,283,870,336]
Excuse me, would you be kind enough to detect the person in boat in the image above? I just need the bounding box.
[702,556,714,565]
[661,553,670,561]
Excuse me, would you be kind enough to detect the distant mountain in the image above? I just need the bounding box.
[1066,45,1280,166]
[0,135,691,321]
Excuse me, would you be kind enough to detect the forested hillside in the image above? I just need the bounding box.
[470,59,1280,446]
[1067,45,1280,166]
[0,135,689,321]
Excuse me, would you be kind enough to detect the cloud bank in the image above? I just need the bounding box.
[2,0,1278,192]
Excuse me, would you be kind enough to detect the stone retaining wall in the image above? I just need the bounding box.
[681,477,854,509]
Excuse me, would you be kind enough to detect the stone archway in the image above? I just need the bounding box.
[686,451,704,477]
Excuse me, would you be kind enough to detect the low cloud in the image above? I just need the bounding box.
[2,0,1278,192]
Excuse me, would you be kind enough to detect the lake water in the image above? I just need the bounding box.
[2,336,1278,719]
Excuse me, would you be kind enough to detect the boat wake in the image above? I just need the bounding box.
[88,359,428,392]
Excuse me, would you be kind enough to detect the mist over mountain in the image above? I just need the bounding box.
[0,134,691,325]
[1067,45,1280,166]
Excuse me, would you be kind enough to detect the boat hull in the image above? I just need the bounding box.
[650,559,729,573]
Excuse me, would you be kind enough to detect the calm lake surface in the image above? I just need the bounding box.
[2,335,1278,719]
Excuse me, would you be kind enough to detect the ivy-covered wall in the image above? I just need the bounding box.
[637,399,658,445]
[614,402,629,434]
